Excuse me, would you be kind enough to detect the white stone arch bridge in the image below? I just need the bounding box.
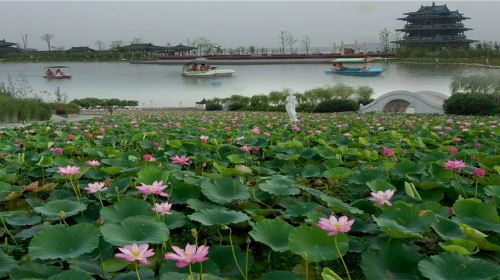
[360,90,448,114]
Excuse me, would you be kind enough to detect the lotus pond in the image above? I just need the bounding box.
[0,112,499,280]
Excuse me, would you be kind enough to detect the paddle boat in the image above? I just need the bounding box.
[44,66,72,79]
[182,60,235,77]
[325,65,384,77]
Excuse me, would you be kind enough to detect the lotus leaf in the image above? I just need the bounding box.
[249,219,293,252]
[33,200,87,220]
[101,215,169,245]
[288,225,348,262]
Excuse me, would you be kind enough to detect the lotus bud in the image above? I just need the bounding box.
[191,228,198,239]
[59,211,66,219]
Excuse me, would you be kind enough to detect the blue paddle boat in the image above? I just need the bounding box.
[325,67,384,77]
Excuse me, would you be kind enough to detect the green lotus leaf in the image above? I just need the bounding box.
[4,211,41,226]
[301,187,363,216]
[0,250,17,278]
[209,245,254,278]
[261,271,304,280]
[484,185,500,198]
[34,200,87,220]
[201,177,250,205]
[101,258,129,273]
[391,160,426,177]
[101,215,169,246]
[100,198,153,223]
[321,268,342,280]
[163,211,187,229]
[453,199,500,232]
[288,225,348,262]
[136,167,169,184]
[366,179,395,192]
[48,270,95,280]
[249,219,293,252]
[418,253,500,280]
[278,197,321,218]
[431,215,466,240]
[459,224,500,252]
[439,239,478,255]
[29,223,100,260]
[323,167,352,180]
[188,208,249,226]
[160,259,220,275]
[258,175,300,196]
[9,263,62,280]
[112,268,155,280]
[360,239,423,280]
[373,201,434,238]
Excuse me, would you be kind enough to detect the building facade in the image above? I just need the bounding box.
[0,39,21,53]
[395,2,476,47]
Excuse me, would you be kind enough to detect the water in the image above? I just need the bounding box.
[0,62,497,107]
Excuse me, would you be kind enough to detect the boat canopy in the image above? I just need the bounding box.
[332,58,369,63]
[44,66,71,69]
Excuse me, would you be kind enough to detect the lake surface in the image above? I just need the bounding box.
[1,62,498,107]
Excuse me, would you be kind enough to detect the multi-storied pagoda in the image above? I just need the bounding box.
[0,39,20,53]
[395,2,476,47]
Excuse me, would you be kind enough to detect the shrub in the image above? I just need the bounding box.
[0,95,52,123]
[228,103,245,111]
[443,93,498,115]
[50,103,80,115]
[205,102,222,111]
[314,99,360,113]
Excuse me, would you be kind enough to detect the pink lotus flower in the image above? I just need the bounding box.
[452,137,461,143]
[291,125,300,132]
[58,165,80,176]
[86,160,101,167]
[240,145,251,152]
[115,243,155,264]
[164,244,209,268]
[50,147,63,155]
[472,167,485,177]
[317,215,355,236]
[368,189,395,206]
[343,132,352,137]
[448,147,458,154]
[152,141,160,147]
[86,133,93,139]
[475,143,481,148]
[143,154,155,161]
[444,160,467,171]
[170,155,191,166]
[252,126,260,135]
[85,182,108,194]
[96,135,104,140]
[383,147,394,157]
[152,202,173,215]
[200,135,209,143]
[136,181,169,197]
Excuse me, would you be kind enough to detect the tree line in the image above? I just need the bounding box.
[70,98,139,109]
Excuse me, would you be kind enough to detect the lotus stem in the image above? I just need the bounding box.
[245,238,250,279]
[304,253,309,280]
[134,262,141,280]
[0,214,17,245]
[97,192,104,208]
[335,235,352,280]
[228,227,247,280]
[188,264,194,280]
[68,177,81,201]
[474,179,479,198]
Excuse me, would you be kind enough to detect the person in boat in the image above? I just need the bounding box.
[199,64,207,71]
[190,64,198,71]
[336,63,346,71]
[359,66,368,71]
[55,68,65,77]
[46,69,54,77]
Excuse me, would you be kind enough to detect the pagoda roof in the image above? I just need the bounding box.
[0,39,16,47]
[67,46,95,52]
[121,43,167,52]
[167,44,197,51]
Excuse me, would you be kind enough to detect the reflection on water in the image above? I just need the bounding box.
[0,62,497,107]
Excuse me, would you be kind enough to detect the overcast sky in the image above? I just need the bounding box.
[1,1,499,50]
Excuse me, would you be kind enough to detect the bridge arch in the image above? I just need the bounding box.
[360,90,447,114]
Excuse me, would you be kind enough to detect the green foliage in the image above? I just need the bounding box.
[314,99,360,113]
[443,93,498,115]
[450,74,500,95]
[0,95,52,123]
[206,102,222,111]
[50,102,80,115]
[70,97,138,109]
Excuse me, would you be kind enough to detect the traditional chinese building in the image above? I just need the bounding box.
[395,2,476,47]
[0,39,21,53]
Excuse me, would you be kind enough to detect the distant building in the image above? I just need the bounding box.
[120,43,167,53]
[0,39,21,53]
[66,46,95,52]
[395,2,476,47]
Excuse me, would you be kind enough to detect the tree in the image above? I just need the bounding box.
[94,40,105,51]
[110,40,124,50]
[379,28,390,53]
[355,86,374,104]
[20,33,28,51]
[302,35,311,55]
[279,31,287,54]
[40,34,55,51]
[129,38,144,45]
[286,32,298,54]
